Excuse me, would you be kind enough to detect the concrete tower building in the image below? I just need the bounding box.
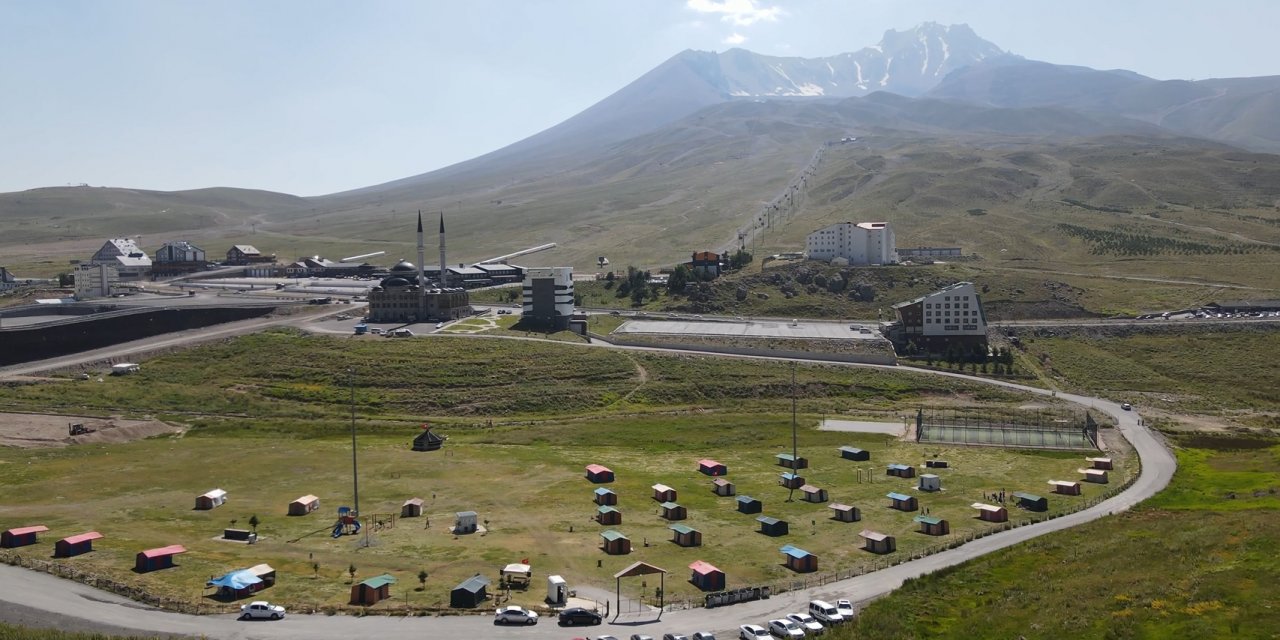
[522,267,575,330]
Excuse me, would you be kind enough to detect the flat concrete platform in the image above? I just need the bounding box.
[614,319,882,340]
[819,419,905,436]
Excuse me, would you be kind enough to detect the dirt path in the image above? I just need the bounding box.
[0,412,182,449]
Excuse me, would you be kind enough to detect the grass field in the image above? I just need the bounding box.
[829,439,1280,640]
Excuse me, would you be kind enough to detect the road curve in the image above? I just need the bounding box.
[0,337,1176,639]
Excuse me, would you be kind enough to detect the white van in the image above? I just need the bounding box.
[809,600,844,625]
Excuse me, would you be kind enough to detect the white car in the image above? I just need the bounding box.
[239,601,285,620]
[494,605,539,625]
[785,613,823,635]
[768,619,805,639]
[835,600,854,619]
[739,624,770,639]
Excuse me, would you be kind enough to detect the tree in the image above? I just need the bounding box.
[668,265,690,293]
[248,514,260,536]
[348,563,357,583]
[630,286,646,307]
[57,272,74,287]
[312,562,319,579]
[417,569,429,591]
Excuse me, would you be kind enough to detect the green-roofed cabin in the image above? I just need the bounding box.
[1013,492,1048,512]
[660,502,687,521]
[886,464,916,479]
[839,446,870,461]
[596,505,622,525]
[779,472,805,490]
[737,495,762,514]
[756,516,789,537]
[350,573,396,605]
[669,524,702,547]
[600,529,631,555]
[775,453,809,469]
[914,514,950,535]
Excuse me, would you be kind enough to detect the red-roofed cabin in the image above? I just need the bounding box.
[2,525,49,548]
[689,560,725,591]
[697,459,728,476]
[135,545,186,572]
[585,464,614,483]
[56,531,104,557]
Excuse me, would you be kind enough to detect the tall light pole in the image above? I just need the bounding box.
[349,367,359,520]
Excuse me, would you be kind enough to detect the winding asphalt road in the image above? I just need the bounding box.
[0,329,1176,639]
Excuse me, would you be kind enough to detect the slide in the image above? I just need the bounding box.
[331,522,343,538]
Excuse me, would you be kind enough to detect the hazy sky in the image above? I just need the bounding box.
[3,0,1276,196]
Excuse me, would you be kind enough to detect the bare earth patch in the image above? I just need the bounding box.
[0,412,183,449]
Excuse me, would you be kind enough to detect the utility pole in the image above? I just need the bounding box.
[349,367,360,522]
[787,362,798,502]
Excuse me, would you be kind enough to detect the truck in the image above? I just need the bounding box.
[353,323,368,335]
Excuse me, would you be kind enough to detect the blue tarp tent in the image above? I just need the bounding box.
[208,569,263,598]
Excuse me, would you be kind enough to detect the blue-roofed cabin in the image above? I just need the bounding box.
[780,544,817,573]
[887,492,918,512]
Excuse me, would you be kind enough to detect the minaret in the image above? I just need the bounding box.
[416,211,427,314]
[438,211,448,288]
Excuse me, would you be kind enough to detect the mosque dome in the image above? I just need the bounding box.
[380,276,412,288]
[390,259,417,273]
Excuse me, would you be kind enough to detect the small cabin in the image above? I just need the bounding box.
[925,459,949,468]
[288,494,320,516]
[669,524,702,547]
[451,575,490,608]
[737,495,762,514]
[401,497,424,518]
[135,545,186,572]
[223,528,251,542]
[55,531,103,557]
[800,484,828,503]
[1080,468,1110,484]
[195,488,227,510]
[1048,480,1082,496]
[689,560,724,591]
[780,544,817,573]
[839,446,870,461]
[350,573,396,606]
[779,472,805,490]
[1,525,48,549]
[1086,456,1114,470]
[596,505,622,525]
[918,474,942,492]
[501,563,532,587]
[698,459,728,476]
[887,492,918,512]
[775,453,808,469]
[828,503,861,523]
[756,516,789,537]
[712,478,735,496]
[594,487,618,506]
[660,501,687,521]
[886,463,916,478]
[652,484,678,502]
[914,514,950,536]
[585,464,614,484]
[455,511,479,534]
[600,529,631,555]
[860,529,896,554]
[972,502,1008,522]
[547,575,567,606]
[1014,492,1048,512]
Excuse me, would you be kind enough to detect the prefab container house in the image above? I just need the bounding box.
[914,514,950,536]
[1,525,48,548]
[972,502,1008,522]
[135,545,186,572]
[1086,457,1114,470]
[585,464,614,483]
[775,453,808,469]
[455,511,479,534]
[800,484,828,503]
[401,497,424,518]
[1080,468,1110,484]
[600,529,631,555]
[594,487,618,505]
[660,502,687,521]
[652,484,677,502]
[925,459,949,468]
[779,472,805,490]
[756,516,789,537]
[736,495,762,514]
[712,478,735,496]
[698,459,728,476]
[451,575,490,608]
[55,531,103,557]
[887,492,918,512]
[839,446,870,461]
[669,524,702,547]
[919,474,942,492]
[780,545,817,573]
[1013,492,1048,512]
[828,503,861,522]
[596,505,622,525]
[288,495,320,516]
[195,489,227,510]
[350,574,395,605]
[1048,480,1082,496]
[689,560,724,591]
[886,463,916,478]
[860,529,896,554]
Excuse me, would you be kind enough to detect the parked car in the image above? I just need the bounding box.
[740,624,770,639]
[558,607,602,626]
[808,600,843,625]
[768,619,805,639]
[239,601,285,620]
[835,600,855,619]
[786,613,824,635]
[630,635,655,640]
[494,605,539,625]
[692,633,717,640]
[663,634,691,640]
[1121,402,1133,410]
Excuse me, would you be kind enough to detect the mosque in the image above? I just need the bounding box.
[366,213,472,323]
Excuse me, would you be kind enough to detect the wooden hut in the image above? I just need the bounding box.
[455,511,479,534]
[736,495,762,514]
[756,516,789,537]
[55,531,102,557]
[838,446,870,461]
[451,575,490,608]
[887,492,918,512]
[697,459,728,476]
[1013,492,1048,512]
[585,464,614,483]
[775,453,808,469]
[914,514,950,536]
[669,524,702,547]
[780,544,817,573]
[688,560,724,591]
[972,502,1008,522]
[350,573,395,605]
[925,459,949,468]
[1086,456,1114,470]
[712,478,735,496]
[1080,468,1110,484]
[593,487,618,505]
[600,529,631,555]
[918,474,942,492]
[287,495,320,516]
[1048,480,1082,496]
[135,545,186,572]
[660,502,687,521]
[401,497,424,518]
[596,505,622,525]
[886,463,916,478]
[1,525,48,548]
[248,563,276,587]
[828,503,861,522]
[800,484,828,503]
[779,472,805,489]
[194,488,227,510]
[859,529,896,554]
[652,484,677,502]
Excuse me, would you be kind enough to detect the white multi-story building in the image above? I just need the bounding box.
[522,267,574,330]
[805,222,897,265]
[88,238,151,281]
[890,282,988,350]
[75,263,119,299]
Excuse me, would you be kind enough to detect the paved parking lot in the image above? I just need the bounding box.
[614,319,882,340]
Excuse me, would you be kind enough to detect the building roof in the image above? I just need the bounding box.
[1210,299,1280,309]
[292,495,318,504]
[1013,492,1045,502]
[597,506,619,514]
[585,464,612,474]
[859,530,890,542]
[1079,468,1108,475]
[403,497,424,507]
[660,502,683,511]
[594,487,616,495]
[829,503,854,512]
[1048,480,1079,488]
[359,573,397,589]
[737,495,759,504]
[688,560,720,575]
[668,524,697,535]
[920,473,940,480]
[652,483,674,493]
[886,492,913,502]
[600,529,628,542]
[779,544,812,559]
[756,516,783,526]
[698,458,723,467]
[248,564,274,577]
[501,563,531,574]
[6,525,49,536]
[140,545,187,558]
[914,515,944,525]
[456,511,478,518]
[61,531,103,545]
[232,245,261,255]
[713,478,733,487]
[201,489,227,499]
[839,446,865,453]
[775,453,800,461]
[780,472,802,481]
[1085,457,1112,463]
[887,463,912,471]
[454,575,490,592]
[613,561,667,579]
[800,484,822,493]
[891,281,975,309]
[971,502,1004,512]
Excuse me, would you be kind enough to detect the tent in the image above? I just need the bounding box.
[451,575,490,608]
[207,569,263,599]
[195,489,227,510]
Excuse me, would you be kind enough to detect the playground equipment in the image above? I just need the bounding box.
[331,506,361,538]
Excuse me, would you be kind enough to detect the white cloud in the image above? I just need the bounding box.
[686,0,784,27]
[724,32,747,45]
